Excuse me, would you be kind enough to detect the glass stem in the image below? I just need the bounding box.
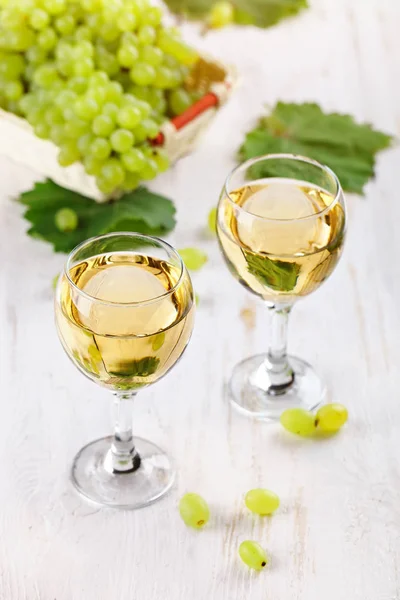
[264,304,294,394]
[110,391,141,473]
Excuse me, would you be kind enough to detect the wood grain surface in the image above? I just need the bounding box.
[0,0,399,598]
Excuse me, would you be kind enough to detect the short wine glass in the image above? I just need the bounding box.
[216,153,346,420]
[55,232,195,508]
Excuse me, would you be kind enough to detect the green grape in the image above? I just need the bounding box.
[26,46,48,65]
[87,86,107,105]
[34,123,50,139]
[146,88,167,113]
[99,22,120,43]
[137,25,156,45]
[208,207,217,233]
[195,293,200,305]
[56,90,77,110]
[74,97,100,121]
[153,66,181,89]
[68,77,88,94]
[29,8,50,30]
[121,31,139,46]
[75,41,94,59]
[102,102,119,122]
[19,93,36,115]
[121,147,145,172]
[160,54,179,69]
[96,175,115,195]
[74,58,94,77]
[75,26,93,41]
[315,404,348,433]
[238,541,268,571]
[43,0,66,16]
[139,157,158,180]
[77,133,95,154]
[105,81,123,103]
[133,118,158,142]
[68,118,90,138]
[117,105,141,129]
[86,13,102,30]
[134,99,152,119]
[110,129,134,153]
[117,11,137,32]
[33,64,59,88]
[179,493,210,529]
[45,106,64,126]
[0,55,24,79]
[169,88,192,116]
[97,52,120,77]
[157,30,198,66]
[117,45,139,68]
[55,14,76,35]
[130,63,156,86]
[89,72,109,87]
[4,81,23,101]
[101,158,125,186]
[152,332,165,351]
[143,6,163,26]
[55,207,78,232]
[3,27,35,51]
[178,248,208,271]
[92,115,114,137]
[245,489,280,516]
[209,1,234,28]
[139,46,163,67]
[152,149,169,172]
[37,28,58,51]
[58,143,80,167]
[83,155,103,176]
[122,171,140,191]
[280,408,316,437]
[82,0,102,11]
[90,138,112,160]
[50,125,67,145]
[27,108,44,127]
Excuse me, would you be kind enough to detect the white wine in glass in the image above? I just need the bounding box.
[217,154,346,420]
[55,233,195,508]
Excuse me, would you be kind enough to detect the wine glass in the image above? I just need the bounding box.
[55,232,195,508]
[216,154,346,420]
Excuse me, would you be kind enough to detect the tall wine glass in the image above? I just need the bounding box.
[55,232,195,508]
[216,154,346,420]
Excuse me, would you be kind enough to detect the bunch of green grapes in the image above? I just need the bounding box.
[0,0,200,195]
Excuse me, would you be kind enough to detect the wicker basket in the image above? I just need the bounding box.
[0,57,236,203]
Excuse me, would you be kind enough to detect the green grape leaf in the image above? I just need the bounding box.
[239,102,393,194]
[19,180,176,253]
[244,251,300,292]
[163,0,308,28]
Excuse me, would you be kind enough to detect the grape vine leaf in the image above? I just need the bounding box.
[163,0,308,28]
[244,251,300,292]
[19,180,176,253]
[239,102,393,194]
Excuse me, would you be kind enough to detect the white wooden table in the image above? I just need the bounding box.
[1,0,400,597]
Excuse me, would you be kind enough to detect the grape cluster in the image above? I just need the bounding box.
[0,0,200,195]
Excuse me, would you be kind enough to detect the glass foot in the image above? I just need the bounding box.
[229,354,326,421]
[71,436,174,509]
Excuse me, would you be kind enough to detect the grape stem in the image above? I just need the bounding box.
[262,304,295,394]
[109,391,141,473]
